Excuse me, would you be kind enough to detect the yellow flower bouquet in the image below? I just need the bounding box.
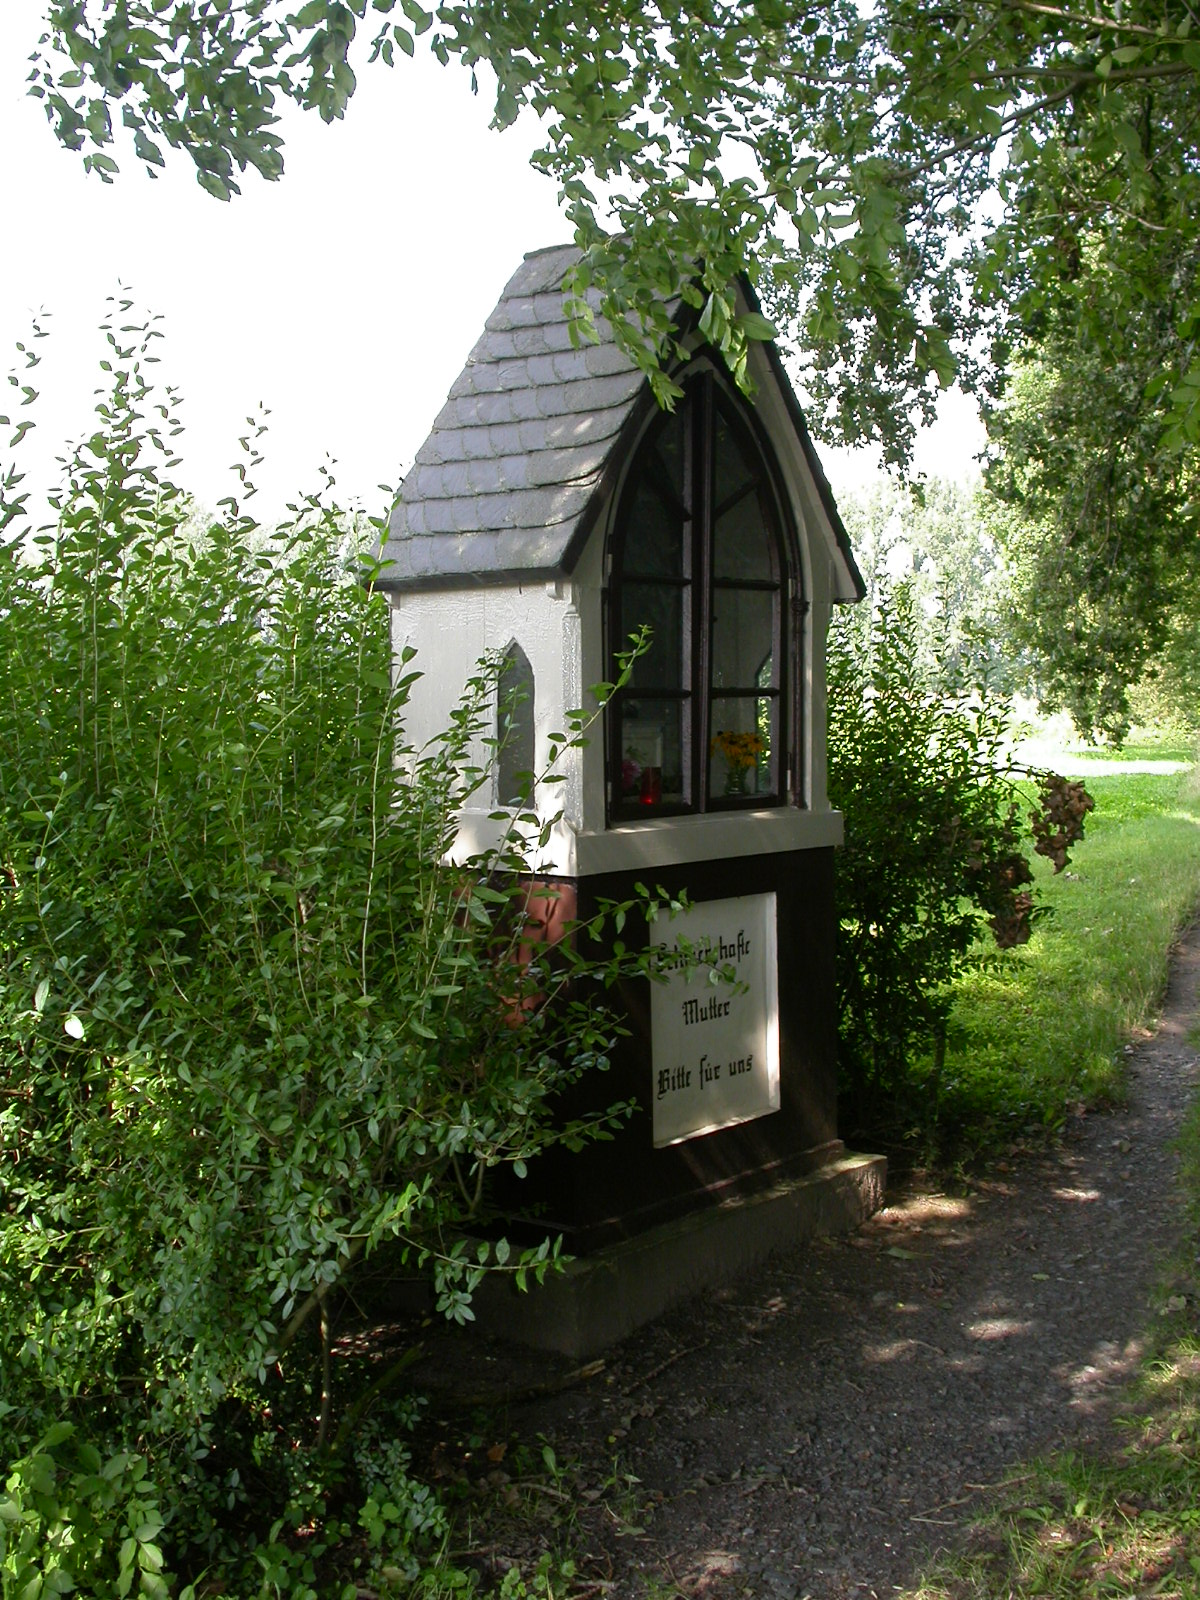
[711,730,764,794]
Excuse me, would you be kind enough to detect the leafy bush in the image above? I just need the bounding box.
[1,1424,168,1600]
[827,583,1088,1134]
[0,312,640,1592]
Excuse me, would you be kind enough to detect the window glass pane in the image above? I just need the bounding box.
[619,700,685,808]
[713,488,776,581]
[710,587,775,692]
[623,481,685,577]
[652,408,687,508]
[622,581,685,690]
[709,695,775,799]
[713,407,753,505]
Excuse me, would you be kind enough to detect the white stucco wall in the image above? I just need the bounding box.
[387,575,601,873]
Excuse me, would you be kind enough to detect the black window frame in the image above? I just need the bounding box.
[604,365,804,822]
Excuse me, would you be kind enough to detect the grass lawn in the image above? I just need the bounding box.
[928,766,1200,1150]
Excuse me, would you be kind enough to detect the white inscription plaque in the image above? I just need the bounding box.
[649,892,780,1147]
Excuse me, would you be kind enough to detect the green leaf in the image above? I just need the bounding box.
[136,1538,165,1572]
[134,128,164,167]
[737,310,777,342]
[493,84,519,129]
[291,0,330,27]
[197,170,232,202]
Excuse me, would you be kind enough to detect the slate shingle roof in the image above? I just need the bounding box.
[378,243,647,588]
[377,242,862,598]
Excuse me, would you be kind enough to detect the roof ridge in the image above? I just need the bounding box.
[522,242,579,261]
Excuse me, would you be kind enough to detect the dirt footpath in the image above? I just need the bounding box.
[414,921,1200,1599]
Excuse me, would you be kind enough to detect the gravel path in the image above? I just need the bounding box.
[406,920,1200,1596]
[451,917,1200,1598]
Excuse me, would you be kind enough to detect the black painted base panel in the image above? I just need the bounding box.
[493,846,843,1253]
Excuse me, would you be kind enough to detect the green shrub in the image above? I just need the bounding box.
[0,1425,169,1600]
[0,311,642,1592]
[827,584,1088,1134]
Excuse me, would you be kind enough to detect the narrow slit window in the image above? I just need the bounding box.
[496,642,535,806]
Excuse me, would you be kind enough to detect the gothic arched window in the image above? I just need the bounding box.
[607,368,800,819]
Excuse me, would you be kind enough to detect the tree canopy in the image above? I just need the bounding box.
[26,0,1200,720]
[29,1,1200,432]
[986,323,1198,740]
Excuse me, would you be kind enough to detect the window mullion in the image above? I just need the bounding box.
[682,409,692,810]
[694,373,714,812]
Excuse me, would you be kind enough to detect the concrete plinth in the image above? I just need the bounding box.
[471,1151,886,1359]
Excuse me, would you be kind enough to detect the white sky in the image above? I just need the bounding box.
[1,1,984,527]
